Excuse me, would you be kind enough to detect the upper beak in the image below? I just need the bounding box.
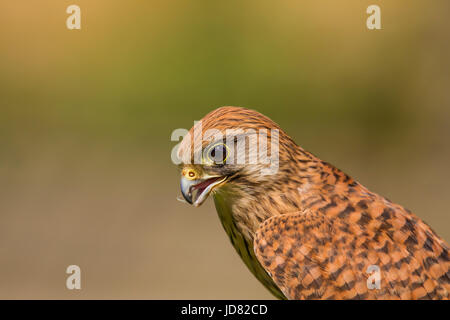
[180,175,227,207]
[180,176,197,205]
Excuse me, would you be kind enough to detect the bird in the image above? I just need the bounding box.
[176,106,449,300]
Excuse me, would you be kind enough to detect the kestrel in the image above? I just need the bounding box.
[177,106,449,300]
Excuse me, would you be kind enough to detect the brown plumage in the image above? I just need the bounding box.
[177,106,450,300]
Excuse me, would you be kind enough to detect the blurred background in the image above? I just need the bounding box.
[0,0,449,299]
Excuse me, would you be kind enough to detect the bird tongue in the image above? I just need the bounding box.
[191,176,222,199]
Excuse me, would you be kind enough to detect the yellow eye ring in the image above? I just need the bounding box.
[205,143,230,165]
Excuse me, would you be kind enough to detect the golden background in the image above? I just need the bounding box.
[0,1,449,298]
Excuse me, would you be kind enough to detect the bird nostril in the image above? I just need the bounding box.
[183,168,197,180]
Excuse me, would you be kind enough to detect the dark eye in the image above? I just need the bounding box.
[208,143,229,164]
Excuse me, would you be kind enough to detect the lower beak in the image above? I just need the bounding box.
[180,175,226,207]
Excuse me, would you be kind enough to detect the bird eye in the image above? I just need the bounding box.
[207,143,229,165]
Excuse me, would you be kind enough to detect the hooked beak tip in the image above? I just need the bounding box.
[180,178,193,205]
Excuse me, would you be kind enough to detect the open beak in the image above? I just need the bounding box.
[180,175,227,207]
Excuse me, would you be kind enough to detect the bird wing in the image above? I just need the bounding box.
[253,211,450,299]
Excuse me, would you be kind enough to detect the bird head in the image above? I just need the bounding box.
[177,106,299,207]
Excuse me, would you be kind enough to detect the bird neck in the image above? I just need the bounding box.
[220,146,382,242]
